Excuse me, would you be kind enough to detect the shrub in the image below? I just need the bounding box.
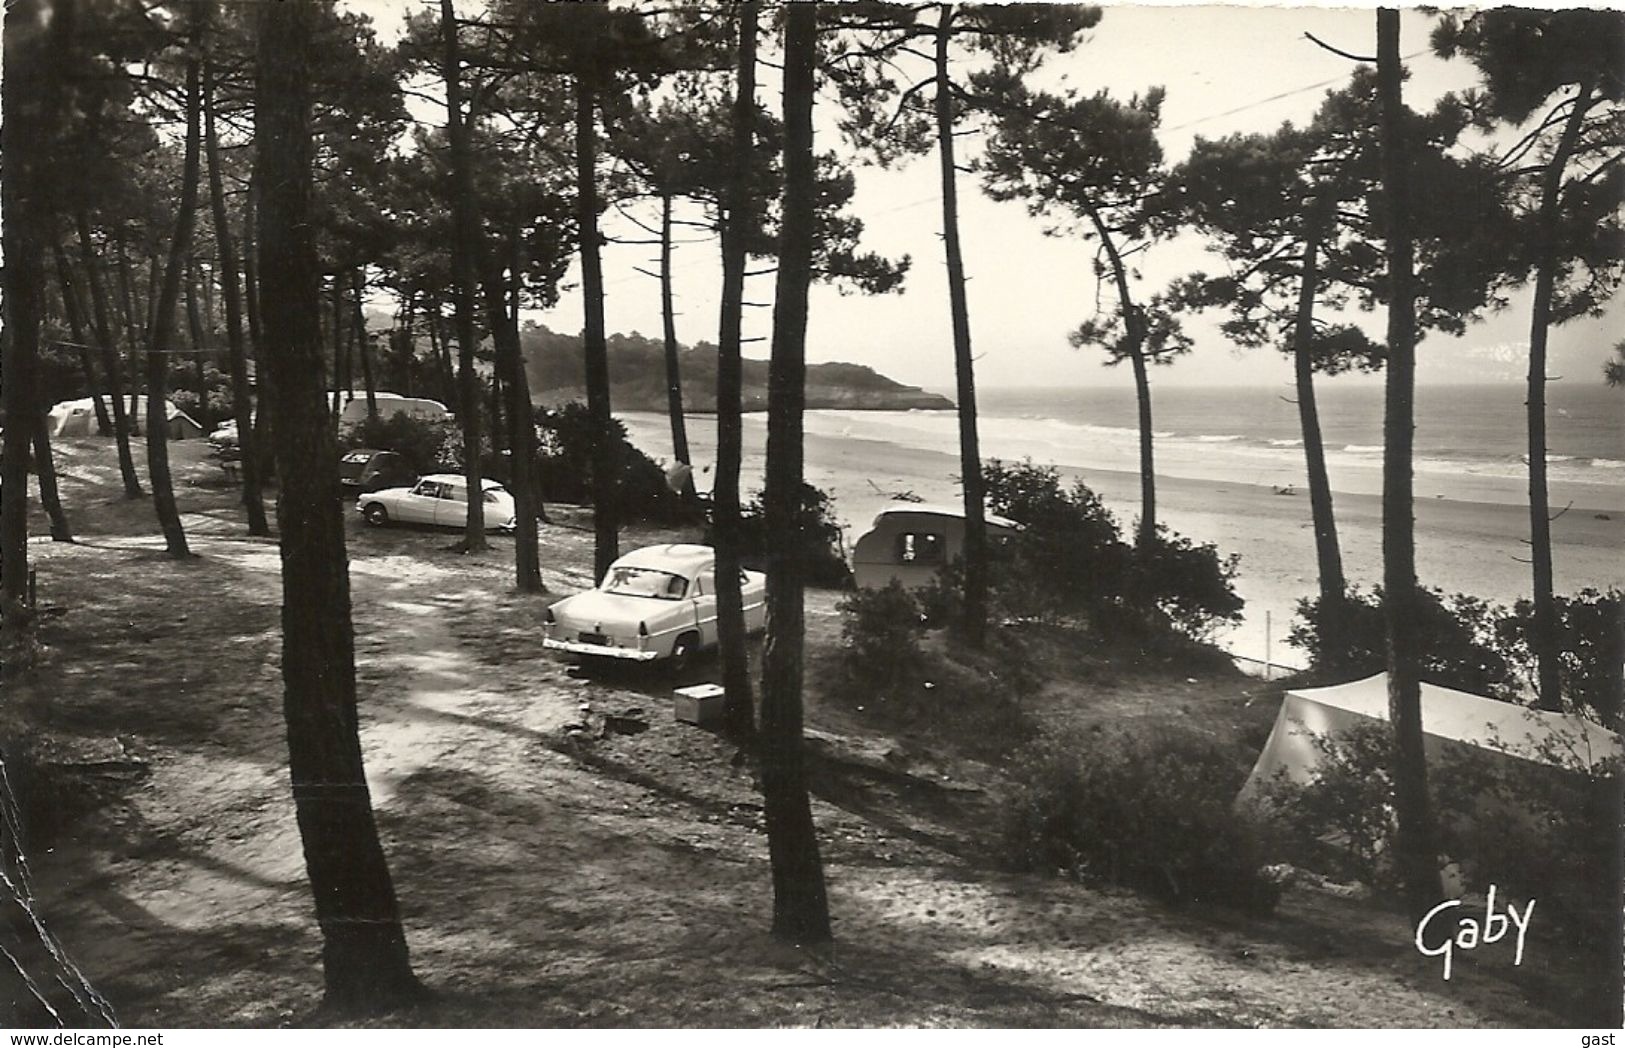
[1260,721,1623,966]
[1129,525,1244,642]
[338,412,461,475]
[1257,721,1400,889]
[829,580,1039,761]
[1004,726,1280,914]
[724,482,851,589]
[1495,588,1623,729]
[836,580,925,691]
[982,459,1133,625]
[1288,585,1517,696]
[978,459,1241,641]
[534,402,690,523]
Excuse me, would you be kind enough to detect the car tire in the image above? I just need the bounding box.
[362,503,390,527]
[671,632,700,676]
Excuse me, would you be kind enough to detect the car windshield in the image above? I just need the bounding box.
[602,566,688,600]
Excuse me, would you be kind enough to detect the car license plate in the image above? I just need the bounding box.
[579,631,608,646]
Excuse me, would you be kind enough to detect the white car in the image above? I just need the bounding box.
[543,544,767,663]
[358,473,517,531]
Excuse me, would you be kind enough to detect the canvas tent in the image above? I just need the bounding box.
[46,398,105,437]
[1238,673,1622,807]
[49,396,202,440]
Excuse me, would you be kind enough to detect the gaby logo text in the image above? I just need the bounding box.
[1414,885,1534,980]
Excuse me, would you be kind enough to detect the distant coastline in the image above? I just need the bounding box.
[522,325,955,413]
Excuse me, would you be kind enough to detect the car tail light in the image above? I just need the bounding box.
[544,606,555,624]
[638,621,649,636]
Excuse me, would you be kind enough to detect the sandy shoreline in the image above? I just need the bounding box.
[619,410,1625,669]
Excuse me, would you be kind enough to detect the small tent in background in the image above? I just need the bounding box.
[1237,673,1622,808]
[50,396,202,440]
[46,398,103,437]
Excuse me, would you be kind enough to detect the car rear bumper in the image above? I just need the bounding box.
[542,637,661,661]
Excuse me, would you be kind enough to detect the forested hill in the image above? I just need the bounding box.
[520,325,954,412]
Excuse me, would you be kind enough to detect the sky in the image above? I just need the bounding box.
[348,2,1622,393]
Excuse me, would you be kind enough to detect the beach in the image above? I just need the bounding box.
[618,407,1625,671]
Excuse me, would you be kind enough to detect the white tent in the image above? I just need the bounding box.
[46,398,104,437]
[1238,673,1621,807]
[50,396,202,440]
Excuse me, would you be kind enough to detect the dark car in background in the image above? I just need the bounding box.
[339,449,417,497]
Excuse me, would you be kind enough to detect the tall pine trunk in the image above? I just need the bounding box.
[659,194,693,494]
[353,271,378,421]
[185,257,210,432]
[1376,7,1442,925]
[760,0,831,947]
[255,0,421,1011]
[144,32,206,560]
[75,213,143,497]
[576,72,618,581]
[1526,77,1595,714]
[50,245,112,435]
[1,1,43,612]
[1085,204,1155,548]
[714,0,760,742]
[439,0,487,550]
[1127,344,1156,549]
[204,52,268,535]
[243,173,274,476]
[481,247,544,592]
[31,416,72,543]
[433,310,457,405]
[398,294,417,397]
[934,5,988,648]
[329,276,347,423]
[1292,215,1348,651]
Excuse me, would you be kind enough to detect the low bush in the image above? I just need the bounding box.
[534,402,690,524]
[1495,588,1623,729]
[829,580,1038,760]
[1004,725,1280,914]
[1288,585,1517,696]
[338,412,461,475]
[1259,720,1622,984]
[982,459,1132,625]
[978,459,1243,642]
[1289,586,1620,726]
[725,482,852,589]
[1125,526,1244,642]
[836,580,926,692]
[1257,721,1400,889]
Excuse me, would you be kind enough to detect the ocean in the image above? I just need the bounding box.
[618,380,1621,669]
[807,382,1625,512]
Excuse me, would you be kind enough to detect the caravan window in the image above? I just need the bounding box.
[895,531,945,565]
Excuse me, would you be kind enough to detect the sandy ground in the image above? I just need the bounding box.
[6,437,1603,1028]
[618,410,1625,670]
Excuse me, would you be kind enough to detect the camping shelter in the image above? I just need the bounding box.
[335,392,452,429]
[46,398,104,437]
[49,396,202,440]
[851,503,1021,591]
[1237,673,1622,807]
